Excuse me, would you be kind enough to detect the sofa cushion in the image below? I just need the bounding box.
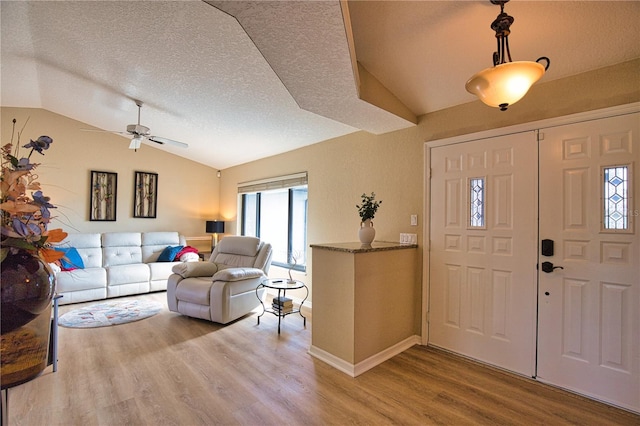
[103,246,143,267]
[142,232,183,262]
[106,264,150,286]
[149,261,182,281]
[56,232,101,249]
[253,243,273,271]
[216,236,261,256]
[54,233,102,268]
[210,236,269,269]
[56,267,107,292]
[175,277,214,305]
[102,232,142,247]
[212,267,264,282]
[172,262,219,278]
[102,232,143,267]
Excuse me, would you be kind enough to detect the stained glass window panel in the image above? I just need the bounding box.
[470,178,485,228]
[603,166,628,230]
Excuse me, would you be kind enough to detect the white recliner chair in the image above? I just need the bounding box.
[167,236,273,324]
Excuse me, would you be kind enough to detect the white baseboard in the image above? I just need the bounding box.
[308,335,421,377]
[308,345,356,376]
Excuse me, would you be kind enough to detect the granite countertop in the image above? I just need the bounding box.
[310,241,418,253]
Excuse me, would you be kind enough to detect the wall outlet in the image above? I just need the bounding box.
[410,214,418,226]
[400,233,417,244]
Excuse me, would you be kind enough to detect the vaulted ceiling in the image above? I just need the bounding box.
[2,1,639,169]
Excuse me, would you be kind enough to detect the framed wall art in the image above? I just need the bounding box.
[134,171,158,218]
[90,170,117,221]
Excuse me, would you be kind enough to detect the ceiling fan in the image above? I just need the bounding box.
[85,100,188,151]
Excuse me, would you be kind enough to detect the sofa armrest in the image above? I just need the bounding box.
[171,262,219,278]
[212,267,265,282]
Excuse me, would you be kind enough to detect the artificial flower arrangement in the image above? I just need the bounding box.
[356,192,382,222]
[1,119,67,264]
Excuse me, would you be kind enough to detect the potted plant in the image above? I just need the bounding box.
[356,192,382,244]
[1,118,67,387]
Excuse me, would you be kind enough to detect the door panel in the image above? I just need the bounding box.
[429,132,538,376]
[538,113,640,412]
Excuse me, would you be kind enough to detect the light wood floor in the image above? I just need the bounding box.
[7,292,639,425]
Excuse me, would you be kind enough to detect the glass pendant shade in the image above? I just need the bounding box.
[129,136,143,150]
[465,60,545,110]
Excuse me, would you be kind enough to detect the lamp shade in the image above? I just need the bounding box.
[206,220,225,234]
[465,61,545,110]
[129,136,143,150]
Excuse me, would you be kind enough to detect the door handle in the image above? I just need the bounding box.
[541,261,564,273]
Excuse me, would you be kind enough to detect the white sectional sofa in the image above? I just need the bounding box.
[53,231,188,305]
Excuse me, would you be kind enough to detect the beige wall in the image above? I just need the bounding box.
[1,107,219,239]
[220,58,640,305]
[220,125,424,300]
[3,59,637,309]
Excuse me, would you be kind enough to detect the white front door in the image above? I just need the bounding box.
[537,113,640,412]
[429,132,538,376]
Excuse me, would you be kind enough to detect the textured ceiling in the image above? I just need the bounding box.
[209,1,415,133]
[1,1,639,169]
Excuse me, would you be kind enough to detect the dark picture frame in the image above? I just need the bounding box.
[90,170,117,221]
[133,171,158,218]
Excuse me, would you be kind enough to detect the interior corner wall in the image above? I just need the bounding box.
[0,107,219,239]
[219,124,424,324]
[218,58,640,330]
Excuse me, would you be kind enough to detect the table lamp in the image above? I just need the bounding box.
[206,220,225,249]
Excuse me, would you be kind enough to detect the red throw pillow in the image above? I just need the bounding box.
[174,246,199,259]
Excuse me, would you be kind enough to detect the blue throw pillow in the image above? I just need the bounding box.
[54,247,85,271]
[158,245,184,262]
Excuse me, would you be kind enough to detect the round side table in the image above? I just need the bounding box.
[256,278,308,334]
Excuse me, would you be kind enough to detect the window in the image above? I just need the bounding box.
[469,177,486,229]
[239,173,308,271]
[603,165,630,231]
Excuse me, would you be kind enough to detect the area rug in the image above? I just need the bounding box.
[59,299,163,328]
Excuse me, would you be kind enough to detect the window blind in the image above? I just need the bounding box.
[237,172,308,194]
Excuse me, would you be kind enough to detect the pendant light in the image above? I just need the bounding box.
[465,0,550,111]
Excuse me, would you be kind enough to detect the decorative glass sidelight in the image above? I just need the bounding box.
[469,177,485,228]
[603,165,629,230]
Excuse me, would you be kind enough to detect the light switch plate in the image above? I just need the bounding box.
[400,233,417,244]
[410,214,418,226]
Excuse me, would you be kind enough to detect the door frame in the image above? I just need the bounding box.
[422,102,640,346]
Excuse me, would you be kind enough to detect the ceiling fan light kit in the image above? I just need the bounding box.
[465,0,550,111]
[129,136,143,151]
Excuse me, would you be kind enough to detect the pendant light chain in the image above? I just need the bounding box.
[491,0,514,66]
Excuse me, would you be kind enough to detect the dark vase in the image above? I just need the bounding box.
[1,249,55,389]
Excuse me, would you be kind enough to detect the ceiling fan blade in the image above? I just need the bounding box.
[80,128,127,134]
[148,136,188,148]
